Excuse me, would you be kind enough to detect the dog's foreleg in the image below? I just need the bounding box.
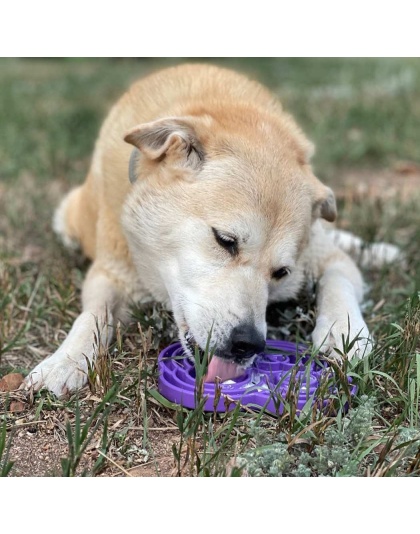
[309,223,373,359]
[24,263,129,397]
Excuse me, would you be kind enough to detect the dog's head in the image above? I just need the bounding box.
[122,108,336,379]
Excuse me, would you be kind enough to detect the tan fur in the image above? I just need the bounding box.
[25,64,386,397]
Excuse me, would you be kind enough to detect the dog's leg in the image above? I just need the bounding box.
[309,223,373,359]
[24,262,130,397]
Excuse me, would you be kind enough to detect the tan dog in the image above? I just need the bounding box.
[24,63,398,397]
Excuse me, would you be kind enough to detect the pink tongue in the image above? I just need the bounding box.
[205,355,245,383]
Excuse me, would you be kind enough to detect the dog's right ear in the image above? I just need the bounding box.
[312,183,337,222]
[124,117,206,183]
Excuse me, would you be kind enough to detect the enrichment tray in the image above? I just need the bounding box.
[158,339,356,413]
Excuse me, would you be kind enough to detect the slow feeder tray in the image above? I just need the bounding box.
[158,339,356,413]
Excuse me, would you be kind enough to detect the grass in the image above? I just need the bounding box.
[0,57,419,477]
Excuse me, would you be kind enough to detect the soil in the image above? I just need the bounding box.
[8,424,178,477]
[3,389,180,477]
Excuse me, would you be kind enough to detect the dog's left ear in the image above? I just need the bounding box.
[312,182,337,222]
[124,117,206,183]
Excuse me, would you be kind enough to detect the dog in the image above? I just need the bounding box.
[24,63,400,397]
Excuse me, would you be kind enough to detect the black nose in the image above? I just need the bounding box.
[230,324,266,360]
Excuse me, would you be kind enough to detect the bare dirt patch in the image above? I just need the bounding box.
[333,164,420,201]
[2,389,180,477]
[8,421,178,477]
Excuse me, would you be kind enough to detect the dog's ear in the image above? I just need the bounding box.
[311,182,337,222]
[124,117,205,181]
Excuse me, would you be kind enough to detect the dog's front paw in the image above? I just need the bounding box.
[312,314,373,360]
[23,350,89,398]
[22,311,110,398]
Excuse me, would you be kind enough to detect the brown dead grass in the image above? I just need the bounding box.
[333,164,420,203]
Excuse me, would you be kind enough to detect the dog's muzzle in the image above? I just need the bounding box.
[182,323,266,383]
[227,323,266,365]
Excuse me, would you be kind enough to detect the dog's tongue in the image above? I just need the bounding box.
[205,355,245,383]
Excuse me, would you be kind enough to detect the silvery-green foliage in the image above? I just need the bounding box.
[343,395,376,443]
[238,443,292,477]
[238,395,377,477]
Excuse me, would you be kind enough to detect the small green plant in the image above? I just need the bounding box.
[0,417,14,477]
[136,324,155,449]
[60,385,118,477]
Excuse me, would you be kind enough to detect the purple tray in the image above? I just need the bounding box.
[158,339,356,413]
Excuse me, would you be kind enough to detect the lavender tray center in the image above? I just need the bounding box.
[158,339,355,413]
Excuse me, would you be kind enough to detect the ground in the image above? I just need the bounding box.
[1,58,419,477]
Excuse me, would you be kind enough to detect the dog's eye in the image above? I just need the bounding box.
[212,228,238,255]
[272,267,290,280]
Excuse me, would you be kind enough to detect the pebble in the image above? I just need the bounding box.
[0,373,24,392]
[10,401,26,413]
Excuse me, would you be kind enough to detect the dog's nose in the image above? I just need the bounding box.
[230,324,266,360]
